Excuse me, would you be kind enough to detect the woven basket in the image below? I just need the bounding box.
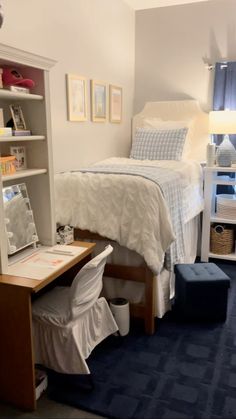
[210,224,234,255]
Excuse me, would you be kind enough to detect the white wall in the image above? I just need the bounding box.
[135,0,236,114]
[0,0,135,172]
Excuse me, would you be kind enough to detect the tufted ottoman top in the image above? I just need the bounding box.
[175,263,230,286]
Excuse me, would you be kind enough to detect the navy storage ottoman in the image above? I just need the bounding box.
[174,263,230,321]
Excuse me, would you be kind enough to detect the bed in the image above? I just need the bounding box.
[55,100,209,334]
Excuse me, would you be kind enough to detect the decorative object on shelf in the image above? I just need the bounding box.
[109,85,122,123]
[66,74,87,122]
[9,104,26,130]
[209,110,236,167]
[0,155,16,175]
[2,67,35,89]
[210,224,234,255]
[10,146,27,170]
[91,79,107,122]
[206,142,216,166]
[56,225,74,244]
[2,183,38,255]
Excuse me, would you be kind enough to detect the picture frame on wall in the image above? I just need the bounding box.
[66,74,87,121]
[9,104,26,130]
[91,80,107,122]
[109,85,122,123]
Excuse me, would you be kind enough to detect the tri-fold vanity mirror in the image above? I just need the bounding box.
[2,183,38,255]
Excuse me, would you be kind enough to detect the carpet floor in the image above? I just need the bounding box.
[47,261,236,419]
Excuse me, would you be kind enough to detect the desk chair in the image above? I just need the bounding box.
[32,245,118,374]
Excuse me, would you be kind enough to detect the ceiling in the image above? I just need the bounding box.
[124,0,211,10]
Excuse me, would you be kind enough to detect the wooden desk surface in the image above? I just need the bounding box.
[0,241,96,293]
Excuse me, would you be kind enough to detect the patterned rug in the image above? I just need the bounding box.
[47,261,236,419]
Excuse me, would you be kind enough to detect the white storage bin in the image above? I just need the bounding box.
[216,194,236,219]
[109,298,130,336]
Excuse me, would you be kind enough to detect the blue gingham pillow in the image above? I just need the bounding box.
[130,127,188,160]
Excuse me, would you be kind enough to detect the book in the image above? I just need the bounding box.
[0,127,12,136]
[13,129,31,136]
[6,85,30,93]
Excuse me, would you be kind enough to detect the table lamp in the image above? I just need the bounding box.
[209,110,236,167]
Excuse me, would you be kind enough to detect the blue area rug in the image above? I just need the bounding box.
[47,261,236,419]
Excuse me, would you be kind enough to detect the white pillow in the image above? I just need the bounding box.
[140,118,188,130]
[130,127,188,161]
[137,118,195,160]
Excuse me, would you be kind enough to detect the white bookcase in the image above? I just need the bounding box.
[201,166,236,262]
[0,43,57,273]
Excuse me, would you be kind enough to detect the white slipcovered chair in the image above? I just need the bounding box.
[32,245,118,374]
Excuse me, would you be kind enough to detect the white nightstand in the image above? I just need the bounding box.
[201,165,236,262]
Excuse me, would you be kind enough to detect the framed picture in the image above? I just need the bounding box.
[10,146,27,170]
[9,104,26,130]
[91,80,107,122]
[66,74,87,121]
[109,85,122,123]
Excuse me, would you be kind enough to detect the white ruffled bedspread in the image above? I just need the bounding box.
[55,158,203,275]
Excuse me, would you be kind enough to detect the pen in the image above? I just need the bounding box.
[46,250,73,256]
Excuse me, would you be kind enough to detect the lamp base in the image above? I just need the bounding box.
[216,135,236,167]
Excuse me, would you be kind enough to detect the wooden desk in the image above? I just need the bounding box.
[0,241,95,411]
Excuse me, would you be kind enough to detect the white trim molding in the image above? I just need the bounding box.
[0,43,57,70]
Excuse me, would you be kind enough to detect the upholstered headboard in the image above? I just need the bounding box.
[132,100,209,162]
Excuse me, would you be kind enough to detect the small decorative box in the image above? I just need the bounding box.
[0,155,16,175]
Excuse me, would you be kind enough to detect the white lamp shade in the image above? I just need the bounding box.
[209,110,236,134]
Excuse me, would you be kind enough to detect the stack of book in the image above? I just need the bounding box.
[13,129,31,136]
[0,127,12,136]
[6,85,30,94]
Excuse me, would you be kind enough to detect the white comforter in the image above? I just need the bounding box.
[55,158,202,274]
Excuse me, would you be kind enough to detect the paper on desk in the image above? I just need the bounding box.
[6,246,86,280]
[46,245,86,256]
[21,252,67,269]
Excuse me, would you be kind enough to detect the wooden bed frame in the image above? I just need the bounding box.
[74,228,156,335]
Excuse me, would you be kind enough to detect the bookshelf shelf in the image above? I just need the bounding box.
[0,135,45,142]
[2,168,47,182]
[0,89,43,100]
